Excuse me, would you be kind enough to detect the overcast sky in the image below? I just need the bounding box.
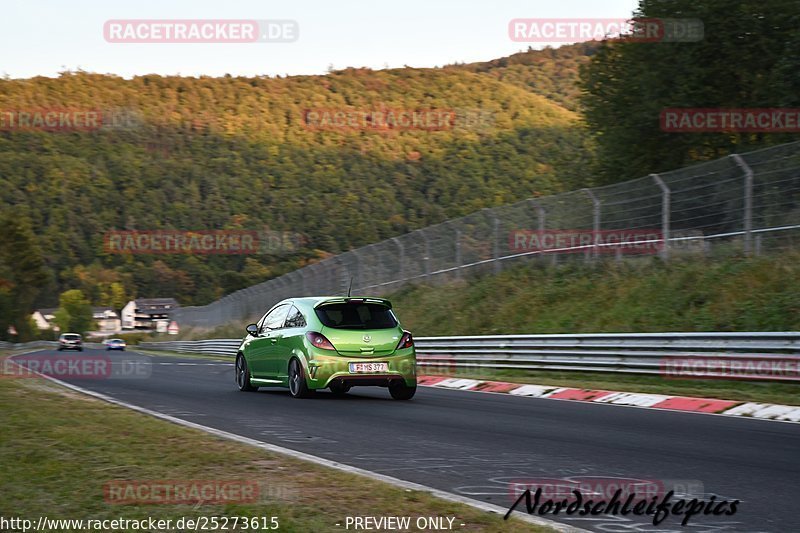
[3,0,639,79]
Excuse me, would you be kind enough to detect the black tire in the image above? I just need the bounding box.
[389,381,416,400]
[58,347,63,351]
[329,381,350,396]
[235,354,259,392]
[78,347,83,352]
[288,359,313,398]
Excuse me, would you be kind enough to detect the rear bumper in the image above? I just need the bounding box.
[327,374,408,388]
[305,349,416,389]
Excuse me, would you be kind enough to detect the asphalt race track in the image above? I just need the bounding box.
[15,348,800,532]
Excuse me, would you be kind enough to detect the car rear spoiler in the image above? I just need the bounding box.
[314,297,392,309]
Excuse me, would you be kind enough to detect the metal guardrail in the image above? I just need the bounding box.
[0,341,58,351]
[140,332,800,381]
[1,341,113,351]
[139,340,241,357]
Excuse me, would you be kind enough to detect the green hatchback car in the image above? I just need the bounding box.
[235,297,417,400]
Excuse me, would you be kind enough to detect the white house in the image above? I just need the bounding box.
[92,307,121,333]
[121,298,179,330]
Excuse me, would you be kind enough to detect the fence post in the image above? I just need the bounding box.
[298,268,308,296]
[352,249,362,291]
[731,154,754,255]
[528,199,548,263]
[454,227,462,279]
[392,237,404,282]
[416,229,431,281]
[651,173,671,260]
[583,188,601,258]
[490,211,500,274]
[308,263,320,295]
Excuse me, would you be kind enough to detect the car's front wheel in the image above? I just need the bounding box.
[288,359,313,398]
[389,381,416,400]
[235,354,259,392]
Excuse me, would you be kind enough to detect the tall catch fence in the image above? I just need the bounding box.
[173,142,800,329]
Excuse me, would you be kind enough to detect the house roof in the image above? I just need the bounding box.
[135,298,180,314]
[35,308,58,316]
[136,298,179,307]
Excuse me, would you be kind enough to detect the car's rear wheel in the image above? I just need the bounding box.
[288,359,313,398]
[235,354,258,392]
[329,381,350,396]
[389,381,416,400]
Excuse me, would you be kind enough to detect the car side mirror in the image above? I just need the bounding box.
[246,324,259,336]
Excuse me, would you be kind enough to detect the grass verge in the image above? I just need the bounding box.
[391,252,800,335]
[0,363,550,532]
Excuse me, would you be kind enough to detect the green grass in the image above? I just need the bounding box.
[0,368,549,532]
[391,251,800,336]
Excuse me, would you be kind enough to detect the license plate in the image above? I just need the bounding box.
[349,362,388,373]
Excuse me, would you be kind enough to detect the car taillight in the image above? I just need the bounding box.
[396,331,413,350]
[305,332,336,351]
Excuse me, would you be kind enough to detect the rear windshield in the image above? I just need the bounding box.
[63,334,81,340]
[315,303,397,330]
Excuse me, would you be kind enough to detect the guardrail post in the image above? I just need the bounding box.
[651,173,671,260]
[392,237,404,281]
[731,154,754,255]
[583,189,601,259]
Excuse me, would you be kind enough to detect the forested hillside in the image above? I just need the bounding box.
[451,42,598,111]
[0,59,592,329]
